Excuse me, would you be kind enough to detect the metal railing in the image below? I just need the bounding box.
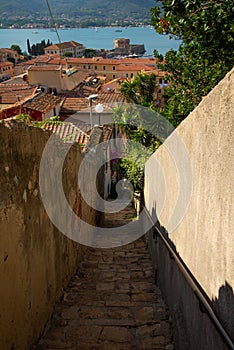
[144,207,234,350]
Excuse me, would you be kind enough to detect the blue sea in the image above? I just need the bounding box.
[0,27,181,56]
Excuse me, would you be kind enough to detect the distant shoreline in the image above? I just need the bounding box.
[0,24,154,30]
[0,27,181,57]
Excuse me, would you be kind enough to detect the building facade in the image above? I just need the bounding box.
[0,62,14,82]
[0,48,20,64]
[44,41,86,58]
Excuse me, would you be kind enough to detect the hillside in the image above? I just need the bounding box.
[0,0,158,27]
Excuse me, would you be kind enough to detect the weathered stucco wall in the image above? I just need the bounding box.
[0,120,102,349]
[145,68,234,347]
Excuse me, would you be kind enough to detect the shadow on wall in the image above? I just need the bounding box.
[151,202,177,253]
[149,203,234,349]
[213,282,234,343]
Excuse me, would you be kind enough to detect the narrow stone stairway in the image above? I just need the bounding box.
[34,202,174,350]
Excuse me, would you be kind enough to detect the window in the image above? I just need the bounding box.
[112,66,116,70]
[131,73,133,78]
[88,65,91,69]
[103,66,106,70]
[113,74,116,79]
[83,65,86,69]
[95,66,97,70]
[159,78,163,84]
[126,73,128,78]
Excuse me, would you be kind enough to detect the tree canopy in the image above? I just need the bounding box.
[10,44,22,55]
[27,39,53,56]
[120,71,158,106]
[151,0,234,126]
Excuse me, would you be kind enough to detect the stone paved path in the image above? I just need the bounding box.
[34,202,174,350]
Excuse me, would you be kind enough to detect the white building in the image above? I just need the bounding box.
[44,41,86,58]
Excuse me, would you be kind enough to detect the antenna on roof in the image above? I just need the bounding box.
[44,0,61,46]
[44,0,72,73]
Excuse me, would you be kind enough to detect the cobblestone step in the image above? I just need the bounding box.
[33,202,174,350]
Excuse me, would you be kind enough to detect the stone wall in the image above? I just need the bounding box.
[144,68,234,348]
[0,120,102,349]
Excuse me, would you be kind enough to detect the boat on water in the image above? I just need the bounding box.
[115,29,122,32]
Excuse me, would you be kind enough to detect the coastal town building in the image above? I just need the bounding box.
[114,38,145,56]
[114,38,130,54]
[0,62,15,82]
[22,92,62,120]
[0,48,21,64]
[24,54,165,87]
[65,56,157,81]
[60,91,126,124]
[0,82,36,106]
[0,90,62,121]
[27,64,88,93]
[44,41,86,58]
[0,37,168,120]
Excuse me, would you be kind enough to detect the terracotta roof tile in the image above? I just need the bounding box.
[117,64,155,71]
[16,58,36,66]
[0,84,37,104]
[60,92,125,116]
[46,41,85,51]
[41,121,90,145]
[0,61,14,68]
[100,78,125,92]
[28,65,61,71]
[60,97,89,114]
[23,92,62,113]
[67,57,122,65]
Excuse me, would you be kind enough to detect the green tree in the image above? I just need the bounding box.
[151,0,234,126]
[120,71,158,106]
[30,40,52,56]
[63,52,73,57]
[46,39,53,47]
[113,105,162,192]
[84,48,97,58]
[10,44,22,55]
[27,39,31,54]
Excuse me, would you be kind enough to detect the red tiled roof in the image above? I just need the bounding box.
[34,55,54,64]
[97,92,125,106]
[0,83,27,91]
[100,78,126,92]
[40,121,90,145]
[0,84,37,104]
[0,61,14,68]
[117,64,155,71]
[23,92,62,113]
[60,92,125,116]
[16,58,36,66]
[45,41,85,51]
[66,57,122,65]
[120,57,157,65]
[60,97,89,114]
[28,65,61,71]
[48,57,66,65]
[0,48,18,55]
